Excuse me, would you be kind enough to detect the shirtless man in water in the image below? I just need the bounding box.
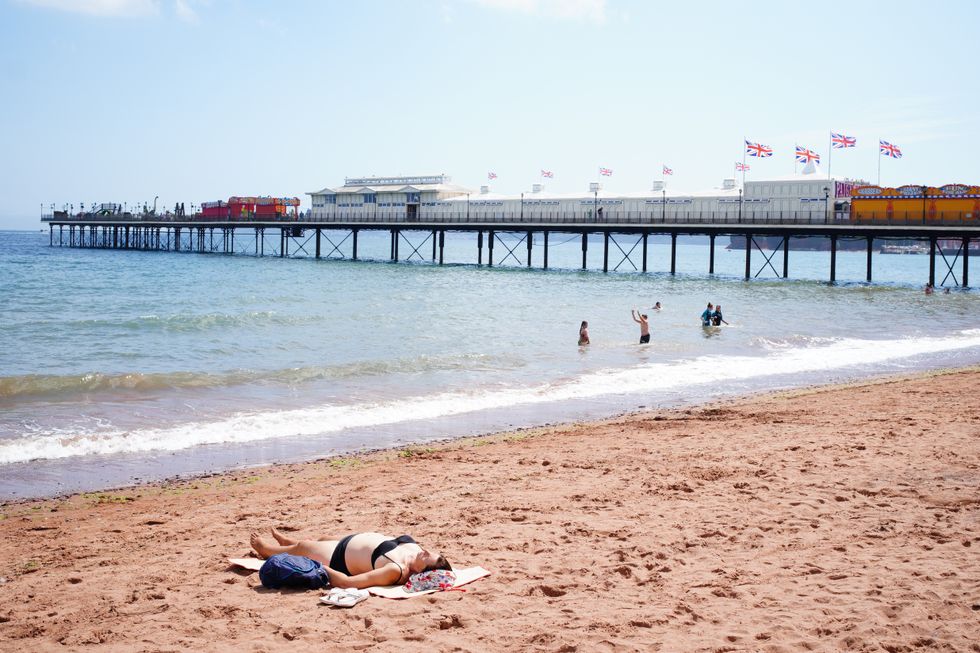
[250,528,450,589]
[631,309,650,344]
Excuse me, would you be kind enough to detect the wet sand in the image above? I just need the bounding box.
[1,369,978,652]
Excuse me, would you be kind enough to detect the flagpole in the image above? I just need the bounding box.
[827,131,833,179]
[877,138,881,186]
[794,143,798,175]
[741,137,746,188]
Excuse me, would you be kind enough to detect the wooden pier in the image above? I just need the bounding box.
[44,217,979,287]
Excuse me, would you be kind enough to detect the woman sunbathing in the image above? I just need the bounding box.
[250,528,451,589]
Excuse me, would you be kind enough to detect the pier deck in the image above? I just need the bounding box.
[44,217,980,287]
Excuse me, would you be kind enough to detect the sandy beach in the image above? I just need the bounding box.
[1,369,978,652]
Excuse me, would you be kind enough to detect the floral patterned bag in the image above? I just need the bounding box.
[404,569,457,593]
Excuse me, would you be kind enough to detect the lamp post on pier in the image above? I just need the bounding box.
[520,192,524,221]
[466,193,470,220]
[823,186,830,224]
[662,188,666,222]
[738,188,743,223]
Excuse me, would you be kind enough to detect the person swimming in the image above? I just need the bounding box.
[250,528,451,589]
[631,309,650,344]
[652,301,662,311]
[700,302,714,326]
[578,320,590,346]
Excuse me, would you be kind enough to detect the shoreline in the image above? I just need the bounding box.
[1,366,978,651]
[2,364,978,507]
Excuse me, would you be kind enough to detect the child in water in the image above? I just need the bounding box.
[700,303,714,326]
[578,320,590,346]
[712,304,729,326]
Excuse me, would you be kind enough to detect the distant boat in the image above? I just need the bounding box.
[880,244,929,255]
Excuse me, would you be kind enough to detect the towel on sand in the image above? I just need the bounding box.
[228,558,490,598]
[367,566,490,599]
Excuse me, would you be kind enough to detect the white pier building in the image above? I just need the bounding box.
[308,165,859,222]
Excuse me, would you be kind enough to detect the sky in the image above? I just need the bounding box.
[1,0,979,229]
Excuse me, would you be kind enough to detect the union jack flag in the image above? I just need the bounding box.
[599,167,613,176]
[487,171,497,180]
[662,165,673,176]
[795,146,820,164]
[879,140,902,159]
[541,170,554,178]
[831,132,856,148]
[735,162,750,171]
[745,140,772,157]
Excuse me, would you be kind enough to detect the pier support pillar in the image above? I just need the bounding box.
[352,229,358,260]
[543,231,549,270]
[488,230,494,267]
[581,233,588,270]
[642,233,648,272]
[866,236,873,282]
[477,230,483,265]
[781,237,789,278]
[670,233,677,275]
[928,236,936,287]
[963,237,970,287]
[744,235,752,280]
[174,227,180,252]
[438,230,444,265]
[259,228,264,257]
[394,229,400,262]
[830,234,838,283]
[603,232,609,273]
[280,229,285,258]
[315,228,321,259]
[602,231,609,272]
[432,230,437,261]
[526,230,533,268]
[963,238,970,288]
[49,225,53,247]
[124,226,130,249]
[709,234,715,274]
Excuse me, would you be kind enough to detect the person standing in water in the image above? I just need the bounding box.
[578,321,590,346]
[700,302,714,326]
[712,304,729,326]
[631,310,650,344]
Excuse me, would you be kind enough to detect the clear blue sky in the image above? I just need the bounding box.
[2,0,978,229]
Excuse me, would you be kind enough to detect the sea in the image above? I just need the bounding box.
[2,228,979,500]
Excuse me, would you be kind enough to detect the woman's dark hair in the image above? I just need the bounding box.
[423,555,451,573]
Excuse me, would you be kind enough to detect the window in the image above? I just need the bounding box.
[406,193,420,203]
[363,194,377,204]
[324,195,336,205]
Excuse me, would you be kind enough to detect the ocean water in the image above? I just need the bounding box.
[2,228,978,499]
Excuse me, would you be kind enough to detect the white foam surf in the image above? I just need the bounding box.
[3,330,980,465]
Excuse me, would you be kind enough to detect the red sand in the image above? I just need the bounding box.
[1,370,978,652]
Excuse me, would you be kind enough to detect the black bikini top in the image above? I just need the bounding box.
[370,534,416,567]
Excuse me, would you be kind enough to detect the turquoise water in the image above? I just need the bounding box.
[2,229,978,499]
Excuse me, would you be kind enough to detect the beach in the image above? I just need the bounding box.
[1,368,978,652]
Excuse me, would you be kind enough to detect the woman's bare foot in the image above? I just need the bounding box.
[250,532,281,559]
[271,527,297,546]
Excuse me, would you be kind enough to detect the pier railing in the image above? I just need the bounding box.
[42,210,977,226]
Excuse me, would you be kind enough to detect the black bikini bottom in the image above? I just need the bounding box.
[329,534,355,575]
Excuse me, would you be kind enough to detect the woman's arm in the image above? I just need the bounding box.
[325,563,402,589]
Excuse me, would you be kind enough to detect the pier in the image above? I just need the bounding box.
[43,215,978,287]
